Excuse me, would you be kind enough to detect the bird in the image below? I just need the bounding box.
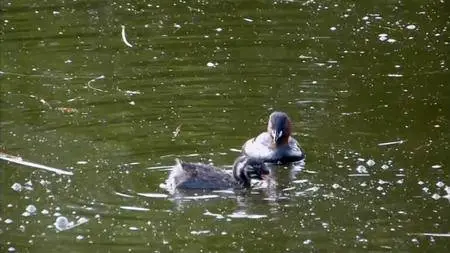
[242,111,305,164]
[164,155,270,191]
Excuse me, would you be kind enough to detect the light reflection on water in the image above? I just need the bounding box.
[1,0,449,252]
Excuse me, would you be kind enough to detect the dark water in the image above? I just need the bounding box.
[1,0,449,252]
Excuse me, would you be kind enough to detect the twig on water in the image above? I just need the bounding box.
[173,124,182,138]
[86,75,106,92]
[0,152,73,176]
[378,140,406,147]
[121,25,134,48]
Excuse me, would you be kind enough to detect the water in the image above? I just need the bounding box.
[1,0,449,252]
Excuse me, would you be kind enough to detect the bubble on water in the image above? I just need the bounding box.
[76,235,84,240]
[332,183,340,189]
[76,161,88,165]
[129,101,135,106]
[26,205,37,214]
[22,212,31,217]
[206,62,218,67]
[381,164,389,170]
[406,24,416,30]
[11,183,22,192]
[5,218,13,224]
[356,165,368,173]
[376,186,384,191]
[422,187,429,193]
[366,159,375,167]
[360,182,367,187]
[215,28,223,32]
[362,16,369,20]
[8,247,16,252]
[41,209,49,215]
[330,26,337,31]
[129,226,139,231]
[431,193,440,200]
[55,216,70,231]
[431,164,442,169]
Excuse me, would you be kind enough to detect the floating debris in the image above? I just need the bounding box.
[0,152,73,176]
[406,24,416,30]
[378,140,405,146]
[86,75,106,92]
[243,17,253,22]
[121,25,133,48]
[172,124,182,138]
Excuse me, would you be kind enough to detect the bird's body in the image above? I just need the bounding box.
[164,156,270,192]
[242,112,305,164]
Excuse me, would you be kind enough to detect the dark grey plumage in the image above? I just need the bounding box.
[164,156,270,191]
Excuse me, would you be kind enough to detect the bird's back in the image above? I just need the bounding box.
[166,160,236,190]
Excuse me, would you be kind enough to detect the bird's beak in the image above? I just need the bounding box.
[271,130,283,144]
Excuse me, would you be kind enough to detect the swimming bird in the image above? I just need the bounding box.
[164,155,270,191]
[242,111,305,164]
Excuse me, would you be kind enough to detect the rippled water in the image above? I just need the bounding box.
[1,1,449,252]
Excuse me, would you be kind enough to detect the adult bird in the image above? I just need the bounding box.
[242,111,305,164]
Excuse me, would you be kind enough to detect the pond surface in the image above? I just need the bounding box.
[1,0,449,252]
